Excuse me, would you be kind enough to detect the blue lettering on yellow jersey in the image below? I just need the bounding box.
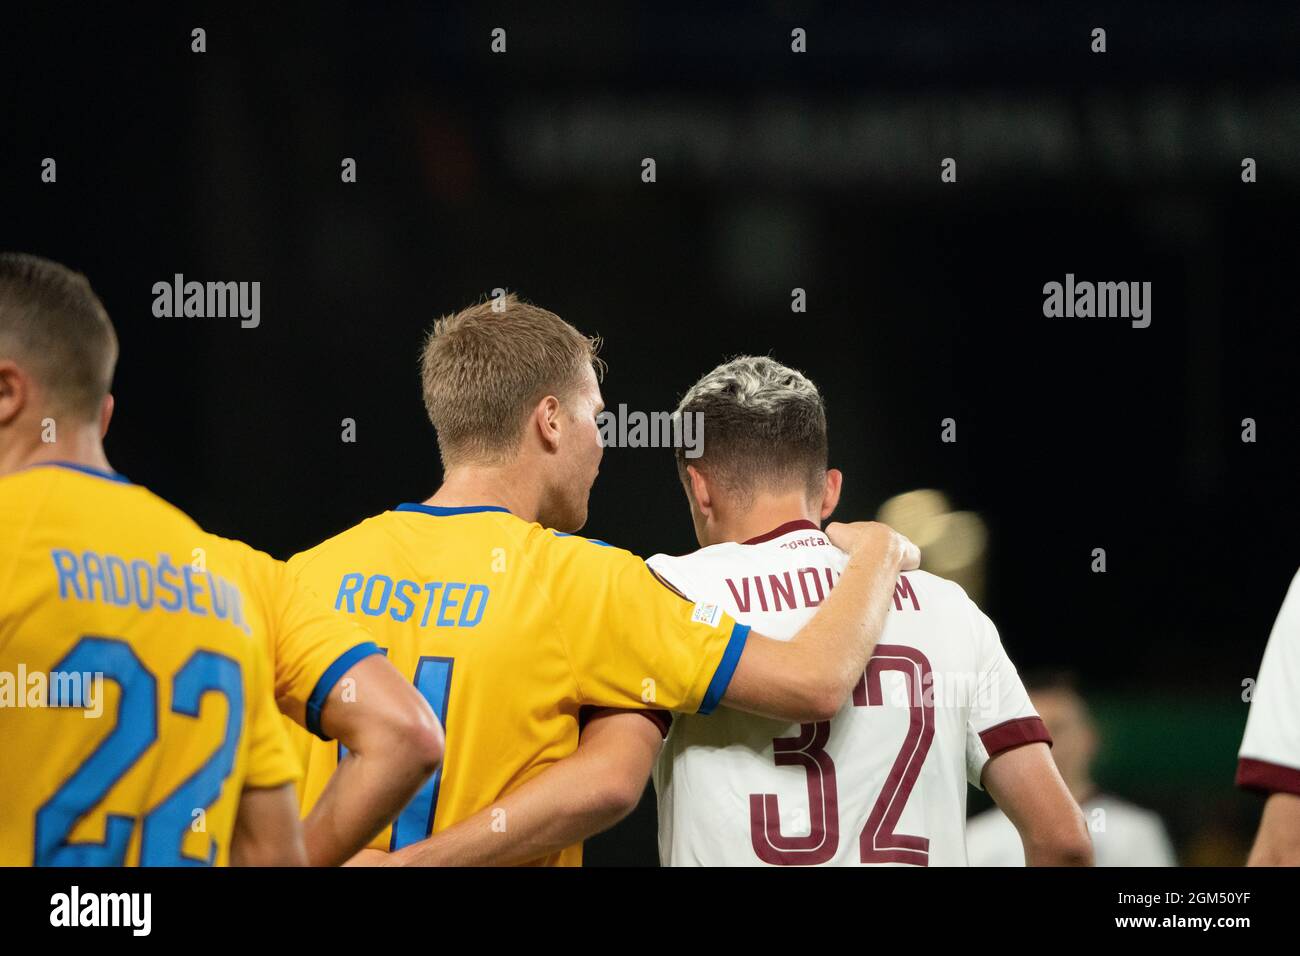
[286,501,750,866]
[333,573,489,627]
[0,463,302,866]
[50,549,250,633]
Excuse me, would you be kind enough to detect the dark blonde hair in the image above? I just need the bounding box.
[421,294,603,466]
[0,253,118,423]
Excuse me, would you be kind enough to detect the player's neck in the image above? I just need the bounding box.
[426,462,545,523]
[706,493,819,547]
[0,426,111,478]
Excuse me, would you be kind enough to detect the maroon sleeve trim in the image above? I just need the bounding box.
[980,715,1053,758]
[578,705,672,739]
[1236,757,1300,797]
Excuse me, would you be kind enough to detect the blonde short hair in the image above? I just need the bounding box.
[421,294,603,466]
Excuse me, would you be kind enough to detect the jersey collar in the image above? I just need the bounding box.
[742,518,821,545]
[31,461,131,484]
[394,502,512,517]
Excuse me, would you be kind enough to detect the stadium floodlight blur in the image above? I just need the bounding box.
[878,490,989,605]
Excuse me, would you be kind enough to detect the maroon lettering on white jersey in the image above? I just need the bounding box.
[648,519,1047,866]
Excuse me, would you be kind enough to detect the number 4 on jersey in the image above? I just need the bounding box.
[338,654,454,851]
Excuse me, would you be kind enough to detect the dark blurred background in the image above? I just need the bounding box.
[2,2,1297,865]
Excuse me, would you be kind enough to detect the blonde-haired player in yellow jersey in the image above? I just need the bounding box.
[291,294,919,867]
[0,253,442,866]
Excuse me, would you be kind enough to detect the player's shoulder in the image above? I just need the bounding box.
[520,523,662,611]
[644,540,752,588]
[896,569,977,610]
[543,528,620,551]
[201,532,281,580]
[883,570,999,659]
[7,462,213,543]
[287,509,407,576]
[526,520,638,565]
[1281,566,1300,600]
[648,539,746,569]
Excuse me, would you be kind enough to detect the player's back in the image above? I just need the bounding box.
[287,502,746,865]
[0,463,297,866]
[648,519,1047,866]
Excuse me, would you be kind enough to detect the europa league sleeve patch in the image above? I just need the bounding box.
[691,602,723,628]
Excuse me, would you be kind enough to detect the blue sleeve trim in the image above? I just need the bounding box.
[697,623,750,716]
[305,641,383,740]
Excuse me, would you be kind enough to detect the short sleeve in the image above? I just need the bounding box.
[1237,569,1300,796]
[578,705,673,739]
[241,638,303,790]
[235,540,383,740]
[544,534,749,715]
[964,603,1051,787]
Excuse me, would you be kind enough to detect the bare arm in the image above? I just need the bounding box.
[300,655,444,866]
[722,521,919,722]
[231,784,309,866]
[1247,792,1300,865]
[372,710,662,867]
[982,742,1093,866]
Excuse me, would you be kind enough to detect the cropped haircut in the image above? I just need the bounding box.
[0,253,118,422]
[421,294,603,466]
[674,355,828,504]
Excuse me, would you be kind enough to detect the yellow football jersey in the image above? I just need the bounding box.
[204,534,383,741]
[0,462,305,866]
[287,503,750,866]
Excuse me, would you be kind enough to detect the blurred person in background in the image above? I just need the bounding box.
[1237,568,1300,865]
[966,673,1177,866]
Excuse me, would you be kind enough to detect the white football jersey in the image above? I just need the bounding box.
[1237,568,1300,796]
[966,793,1176,866]
[648,519,1049,867]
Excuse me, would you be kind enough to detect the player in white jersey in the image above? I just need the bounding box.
[647,356,1091,866]
[1237,567,1300,865]
[965,675,1176,866]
